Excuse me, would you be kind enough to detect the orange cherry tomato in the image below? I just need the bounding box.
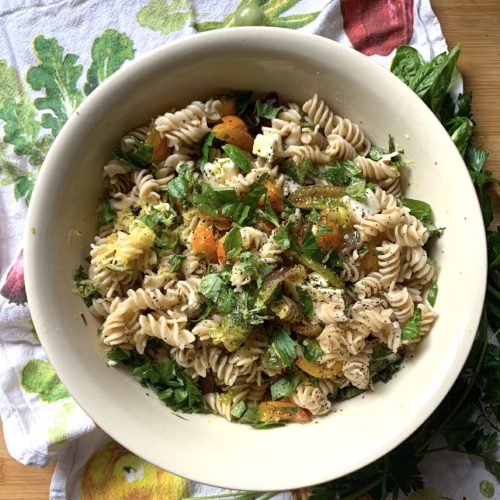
[216,237,226,266]
[316,218,342,254]
[258,400,311,424]
[266,180,282,212]
[212,115,254,152]
[192,225,218,264]
[145,124,170,164]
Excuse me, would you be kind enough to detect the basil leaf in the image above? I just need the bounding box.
[167,176,189,201]
[191,183,238,216]
[199,274,224,302]
[401,308,422,340]
[112,144,153,171]
[222,201,251,224]
[235,90,253,116]
[199,132,216,171]
[302,339,323,362]
[427,280,438,307]
[465,144,489,173]
[402,198,433,222]
[457,91,473,118]
[345,177,367,200]
[447,116,474,157]
[107,347,129,362]
[410,44,461,117]
[224,226,242,259]
[255,100,281,120]
[169,254,186,272]
[99,197,115,224]
[390,46,424,86]
[222,144,252,173]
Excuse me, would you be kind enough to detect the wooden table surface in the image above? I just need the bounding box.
[1,1,499,498]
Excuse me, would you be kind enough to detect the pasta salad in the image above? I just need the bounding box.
[74,91,439,426]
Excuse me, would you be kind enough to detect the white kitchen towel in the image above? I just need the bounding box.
[1,1,495,499]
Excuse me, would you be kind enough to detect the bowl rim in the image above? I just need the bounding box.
[25,26,488,491]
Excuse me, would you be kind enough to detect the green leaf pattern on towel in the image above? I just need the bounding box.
[0,29,135,204]
[136,0,322,34]
[21,359,70,403]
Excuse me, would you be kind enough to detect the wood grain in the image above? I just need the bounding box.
[1,1,499,498]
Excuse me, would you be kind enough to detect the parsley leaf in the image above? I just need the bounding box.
[270,370,302,400]
[427,280,438,307]
[256,196,279,227]
[99,197,115,224]
[345,177,367,200]
[191,183,238,216]
[301,227,323,263]
[132,359,207,413]
[281,157,314,184]
[222,144,251,173]
[296,287,313,316]
[267,327,297,368]
[198,273,224,302]
[224,226,242,259]
[320,159,361,186]
[169,254,186,272]
[238,252,273,288]
[401,308,422,340]
[302,339,323,362]
[73,265,100,306]
[106,347,129,362]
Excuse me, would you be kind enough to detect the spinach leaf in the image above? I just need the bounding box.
[270,370,302,400]
[402,198,443,238]
[107,347,129,362]
[222,143,252,173]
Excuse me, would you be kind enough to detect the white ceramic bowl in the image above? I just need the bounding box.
[25,28,487,491]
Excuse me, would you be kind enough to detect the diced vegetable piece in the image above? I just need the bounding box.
[145,123,170,163]
[210,316,252,352]
[212,116,254,152]
[192,225,218,263]
[289,186,346,210]
[292,322,323,337]
[258,400,311,424]
[296,357,343,378]
[216,237,226,265]
[256,265,307,308]
[294,253,344,289]
[316,219,342,254]
[266,180,282,212]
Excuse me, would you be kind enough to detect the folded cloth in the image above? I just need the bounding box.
[1,1,490,499]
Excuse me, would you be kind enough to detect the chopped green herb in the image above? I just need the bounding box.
[401,308,422,340]
[222,144,252,173]
[112,143,153,171]
[256,196,279,227]
[199,273,225,302]
[281,157,314,184]
[167,176,189,201]
[74,265,100,306]
[191,183,238,216]
[169,254,186,272]
[193,304,212,323]
[224,225,242,259]
[270,370,302,400]
[320,159,361,186]
[302,339,323,362]
[107,347,129,362]
[296,287,313,317]
[345,177,367,200]
[80,313,87,326]
[199,132,216,171]
[267,327,297,368]
[254,100,281,120]
[231,400,247,419]
[427,280,438,307]
[300,227,324,263]
[99,197,115,224]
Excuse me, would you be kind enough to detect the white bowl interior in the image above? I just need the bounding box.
[25,28,486,490]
